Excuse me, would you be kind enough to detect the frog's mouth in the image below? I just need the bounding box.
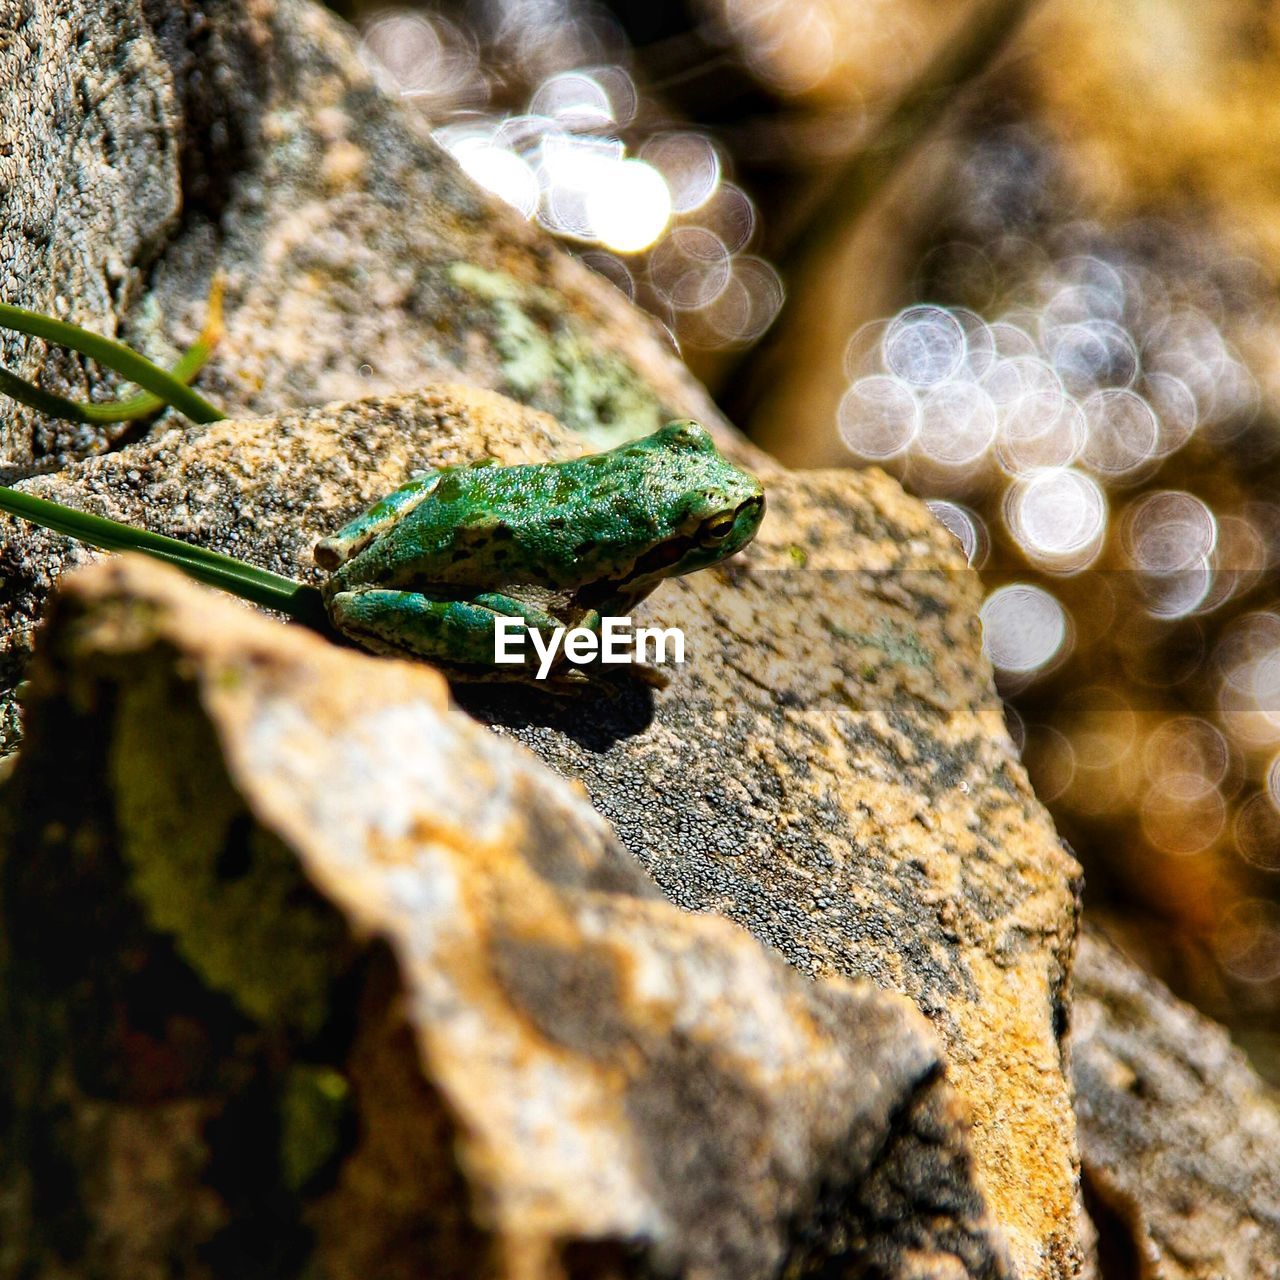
[577,534,699,607]
[608,494,766,589]
[620,534,698,582]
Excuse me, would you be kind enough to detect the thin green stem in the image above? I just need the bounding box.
[0,298,226,425]
[0,278,225,425]
[0,485,330,631]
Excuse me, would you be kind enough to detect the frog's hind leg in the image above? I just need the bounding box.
[326,588,563,673]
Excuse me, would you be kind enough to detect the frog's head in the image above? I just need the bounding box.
[613,421,765,588]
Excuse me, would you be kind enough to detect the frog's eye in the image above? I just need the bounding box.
[698,512,736,545]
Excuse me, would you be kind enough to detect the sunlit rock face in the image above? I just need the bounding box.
[0,383,1088,1278]
[710,0,1280,1063]
[0,0,735,471]
[1074,928,1280,1279]
[343,0,1280,1048]
[0,554,1019,1280]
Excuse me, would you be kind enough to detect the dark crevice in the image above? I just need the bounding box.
[138,0,270,229]
[781,1061,1010,1279]
[1081,1165,1145,1280]
[91,0,276,453]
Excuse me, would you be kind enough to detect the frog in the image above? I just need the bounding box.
[0,296,767,686]
[313,421,766,682]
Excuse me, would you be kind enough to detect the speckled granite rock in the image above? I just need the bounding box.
[0,388,1086,1277]
[0,0,183,466]
[464,465,1089,1280]
[0,0,733,473]
[0,554,1018,1280]
[1073,928,1280,1279]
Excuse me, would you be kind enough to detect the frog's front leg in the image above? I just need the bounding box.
[326,588,570,675]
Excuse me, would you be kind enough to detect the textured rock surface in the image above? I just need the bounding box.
[0,0,734,473]
[0,388,1085,1277]
[0,0,183,465]
[0,0,1092,1269]
[1073,928,1280,1279]
[465,466,1088,1279]
[0,555,1017,1280]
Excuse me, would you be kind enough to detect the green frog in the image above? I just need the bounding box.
[315,421,765,681]
[0,298,766,684]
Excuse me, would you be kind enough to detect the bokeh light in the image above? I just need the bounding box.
[1006,468,1107,572]
[1215,899,1280,984]
[926,500,990,567]
[585,159,672,253]
[1235,793,1280,872]
[358,11,481,107]
[358,8,781,350]
[640,133,722,213]
[837,376,917,461]
[1141,783,1226,857]
[883,306,967,386]
[449,136,541,218]
[980,584,1071,678]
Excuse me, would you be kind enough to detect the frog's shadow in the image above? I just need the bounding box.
[452,674,656,751]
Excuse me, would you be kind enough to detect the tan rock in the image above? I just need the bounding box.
[467,464,1087,1279]
[0,387,1086,1276]
[1073,928,1280,1280]
[0,554,1014,1280]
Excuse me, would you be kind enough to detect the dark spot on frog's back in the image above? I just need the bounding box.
[434,474,464,503]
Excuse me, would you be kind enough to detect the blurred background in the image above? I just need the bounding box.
[323,0,1280,1079]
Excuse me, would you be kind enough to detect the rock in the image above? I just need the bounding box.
[1073,928,1280,1279]
[0,387,1086,1277]
[1,0,1089,1269]
[0,0,735,473]
[0,554,1016,1280]
[0,0,184,467]
[465,462,1088,1280]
